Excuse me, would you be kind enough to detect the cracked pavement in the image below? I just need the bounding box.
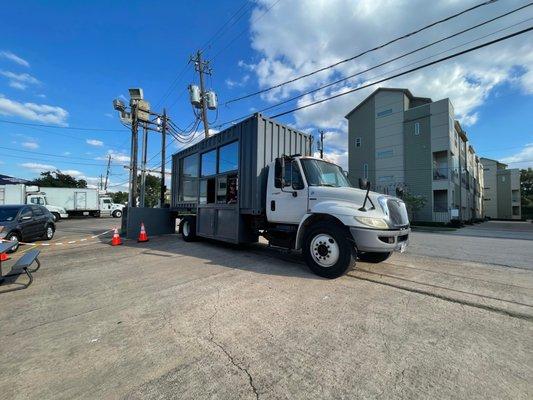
[0,218,532,399]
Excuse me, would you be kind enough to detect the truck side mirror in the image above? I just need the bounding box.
[274,158,285,188]
[358,178,368,189]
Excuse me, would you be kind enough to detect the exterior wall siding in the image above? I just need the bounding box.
[348,96,375,186]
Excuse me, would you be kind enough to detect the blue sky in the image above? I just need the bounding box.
[1,0,532,190]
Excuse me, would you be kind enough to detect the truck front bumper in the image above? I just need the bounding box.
[349,227,410,253]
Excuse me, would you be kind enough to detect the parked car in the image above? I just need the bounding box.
[0,204,55,252]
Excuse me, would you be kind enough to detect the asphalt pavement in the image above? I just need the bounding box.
[0,218,531,400]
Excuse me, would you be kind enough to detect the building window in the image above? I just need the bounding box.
[376,108,392,118]
[377,149,393,159]
[201,149,217,177]
[414,122,420,136]
[178,154,199,202]
[218,141,239,173]
[363,163,369,179]
[433,190,448,212]
[355,137,361,147]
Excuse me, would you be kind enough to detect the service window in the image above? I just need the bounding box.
[218,141,239,173]
[179,154,199,201]
[201,150,217,177]
[216,174,238,204]
[199,178,216,204]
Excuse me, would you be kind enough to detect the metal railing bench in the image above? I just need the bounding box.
[1,249,41,291]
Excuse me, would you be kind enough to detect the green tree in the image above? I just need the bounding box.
[136,174,162,207]
[402,190,427,221]
[520,168,533,219]
[110,191,128,204]
[30,170,87,188]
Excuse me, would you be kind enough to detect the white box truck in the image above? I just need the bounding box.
[0,184,124,220]
[172,114,410,279]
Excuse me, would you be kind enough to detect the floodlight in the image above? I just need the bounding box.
[113,99,126,112]
[128,88,144,101]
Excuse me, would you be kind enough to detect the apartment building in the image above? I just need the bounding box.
[480,158,521,219]
[346,87,483,223]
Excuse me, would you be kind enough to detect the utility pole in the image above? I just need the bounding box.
[319,130,325,159]
[190,50,212,138]
[139,122,148,207]
[99,174,103,191]
[130,103,139,207]
[104,154,111,191]
[160,109,167,207]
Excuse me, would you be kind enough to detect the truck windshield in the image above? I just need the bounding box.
[0,207,20,222]
[300,159,352,188]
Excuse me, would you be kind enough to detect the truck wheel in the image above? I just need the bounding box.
[51,212,61,222]
[358,252,392,263]
[303,222,355,278]
[180,216,197,242]
[112,210,122,218]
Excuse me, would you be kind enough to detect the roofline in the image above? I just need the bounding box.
[344,87,429,119]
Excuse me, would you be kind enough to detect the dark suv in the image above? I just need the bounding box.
[0,204,55,252]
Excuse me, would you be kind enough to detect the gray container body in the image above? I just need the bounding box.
[171,114,312,243]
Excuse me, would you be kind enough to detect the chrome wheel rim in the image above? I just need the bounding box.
[46,227,54,239]
[183,221,190,237]
[310,234,339,267]
[9,235,19,251]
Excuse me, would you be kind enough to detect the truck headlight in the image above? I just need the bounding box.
[355,217,389,229]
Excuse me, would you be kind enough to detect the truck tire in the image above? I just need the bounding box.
[180,216,197,242]
[358,252,392,263]
[112,210,122,218]
[51,212,61,222]
[303,222,355,278]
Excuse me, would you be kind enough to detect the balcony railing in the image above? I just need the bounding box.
[433,201,448,213]
[433,167,448,181]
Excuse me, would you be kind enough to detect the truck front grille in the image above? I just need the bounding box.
[387,199,409,228]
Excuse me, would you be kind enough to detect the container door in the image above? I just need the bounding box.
[75,192,87,210]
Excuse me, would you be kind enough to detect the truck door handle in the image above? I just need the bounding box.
[271,201,276,211]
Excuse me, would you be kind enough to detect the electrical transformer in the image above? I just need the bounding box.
[189,85,201,108]
[206,91,218,110]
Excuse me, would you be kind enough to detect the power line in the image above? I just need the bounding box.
[224,0,500,105]
[0,152,128,167]
[0,145,123,163]
[0,119,127,132]
[270,26,533,118]
[211,0,283,62]
[252,13,533,116]
[201,0,252,54]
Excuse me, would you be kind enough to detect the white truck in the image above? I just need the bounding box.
[0,184,124,220]
[172,114,410,279]
[0,184,68,221]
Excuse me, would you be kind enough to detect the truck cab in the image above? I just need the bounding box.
[26,194,69,222]
[264,155,410,277]
[99,196,125,218]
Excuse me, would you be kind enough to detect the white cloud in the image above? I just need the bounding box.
[20,162,56,172]
[63,151,71,156]
[246,0,533,131]
[21,141,39,149]
[0,94,68,125]
[501,143,533,169]
[86,139,104,147]
[0,51,30,67]
[36,94,46,98]
[61,169,83,177]
[225,74,250,88]
[0,70,39,84]
[104,113,113,118]
[9,81,27,90]
[98,149,130,163]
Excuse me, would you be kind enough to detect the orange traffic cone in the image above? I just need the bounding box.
[138,222,149,243]
[111,227,122,246]
[0,252,9,262]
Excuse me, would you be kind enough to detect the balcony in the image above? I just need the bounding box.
[433,167,449,181]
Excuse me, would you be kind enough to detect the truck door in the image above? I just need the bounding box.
[100,198,112,215]
[75,192,87,210]
[267,159,308,224]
